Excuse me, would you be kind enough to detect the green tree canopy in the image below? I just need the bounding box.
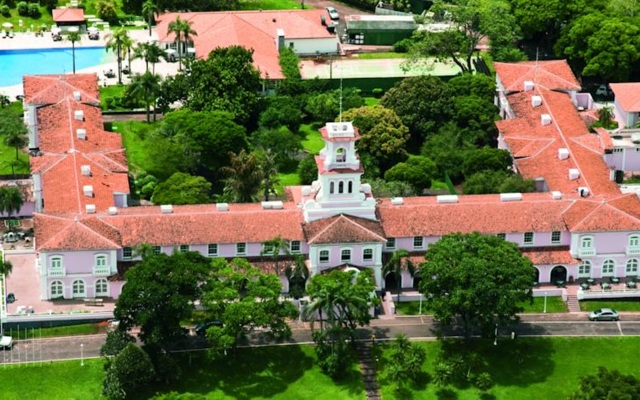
[384,156,437,194]
[463,170,536,194]
[384,334,427,394]
[462,148,512,178]
[258,95,303,133]
[447,73,496,100]
[304,87,365,123]
[251,127,302,170]
[184,46,262,127]
[419,232,536,338]
[0,186,24,220]
[114,251,211,350]
[200,258,298,359]
[220,149,263,203]
[341,105,410,172]
[570,367,640,400]
[151,172,212,205]
[102,343,155,400]
[297,154,318,185]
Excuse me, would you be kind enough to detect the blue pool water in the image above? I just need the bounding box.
[0,47,109,87]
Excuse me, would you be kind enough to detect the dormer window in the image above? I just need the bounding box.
[336,148,346,163]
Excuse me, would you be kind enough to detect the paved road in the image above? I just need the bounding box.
[4,317,639,364]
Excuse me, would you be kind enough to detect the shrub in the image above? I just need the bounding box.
[104,97,115,110]
[28,3,41,17]
[17,1,29,16]
[0,5,10,17]
[372,88,383,98]
[393,38,413,53]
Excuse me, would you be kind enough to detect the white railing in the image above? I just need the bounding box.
[577,287,640,300]
[626,246,640,255]
[48,268,65,277]
[578,248,596,257]
[93,266,111,276]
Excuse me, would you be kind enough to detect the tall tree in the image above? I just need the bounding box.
[285,255,309,299]
[257,149,279,201]
[105,28,130,84]
[419,232,536,339]
[66,30,81,74]
[102,343,155,400]
[128,72,162,122]
[384,334,427,395]
[113,251,211,351]
[382,249,414,302]
[570,367,640,400]
[0,258,13,277]
[141,0,159,37]
[168,16,197,71]
[220,150,262,203]
[261,236,290,275]
[151,172,212,205]
[0,186,24,222]
[134,41,167,74]
[201,258,298,359]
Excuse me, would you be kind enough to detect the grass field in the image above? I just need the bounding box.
[0,6,54,33]
[579,298,640,312]
[276,171,302,194]
[364,97,381,106]
[110,120,155,171]
[356,52,407,60]
[300,123,324,154]
[395,297,567,316]
[0,346,363,400]
[377,337,640,399]
[5,323,105,340]
[239,0,305,10]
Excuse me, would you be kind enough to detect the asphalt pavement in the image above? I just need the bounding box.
[3,315,639,365]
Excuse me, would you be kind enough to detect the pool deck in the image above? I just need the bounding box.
[0,29,179,99]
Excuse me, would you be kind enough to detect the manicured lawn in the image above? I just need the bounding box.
[99,85,127,110]
[396,297,567,315]
[300,123,324,154]
[276,171,302,194]
[356,52,407,59]
[364,97,381,106]
[377,337,640,400]
[0,7,54,33]
[0,145,29,176]
[110,120,156,171]
[0,346,363,399]
[580,298,640,312]
[6,323,106,340]
[0,358,104,399]
[239,0,305,10]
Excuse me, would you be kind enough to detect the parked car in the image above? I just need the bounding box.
[195,321,223,336]
[325,6,340,21]
[588,308,619,321]
[0,335,13,350]
[595,84,612,97]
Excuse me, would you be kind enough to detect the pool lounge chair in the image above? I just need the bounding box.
[8,31,13,39]
[1,30,6,39]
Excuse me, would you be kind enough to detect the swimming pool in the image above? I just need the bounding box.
[0,47,110,87]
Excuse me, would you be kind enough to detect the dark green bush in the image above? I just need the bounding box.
[17,1,29,16]
[372,88,384,98]
[0,5,10,17]
[393,38,413,53]
[28,3,41,17]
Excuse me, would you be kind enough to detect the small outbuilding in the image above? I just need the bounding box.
[52,8,86,32]
[345,15,416,46]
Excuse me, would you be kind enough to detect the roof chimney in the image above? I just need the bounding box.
[73,91,81,101]
[436,195,459,204]
[74,110,84,121]
[108,206,118,215]
[216,203,229,211]
[500,193,523,202]
[524,81,534,92]
[579,187,590,197]
[531,95,542,107]
[76,128,86,140]
[83,185,93,197]
[541,114,552,126]
[558,148,569,160]
[160,204,173,214]
[86,204,96,213]
[569,168,580,180]
[391,197,404,205]
[81,165,91,176]
[551,191,562,200]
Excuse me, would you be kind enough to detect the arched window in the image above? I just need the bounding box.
[580,236,593,248]
[95,279,108,297]
[72,280,85,298]
[330,181,335,194]
[348,181,353,193]
[50,281,63,298]
[626,259,639,276]
[336,148,346,163]
[338,181,344,194]
[602,259,615,276]
[578,260,591,278]
[95,254,107,267]
[629,235,640,248]
[50,256,63,269]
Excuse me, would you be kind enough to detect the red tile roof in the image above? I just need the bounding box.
[156,10,335,79]
[23,74,99,105]
[498,86,619,196]
[303,214,385,244]
[521,247,578,265]
[24,74,129,215]
[609,83,640,112]
[35,214,121,251]
[494,60,581,92]
[52,8,85,22]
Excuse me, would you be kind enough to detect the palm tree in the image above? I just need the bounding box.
[105,28,130,84]
[142,0,159,37]
[220,150,262,203]
[0,258,13,277]
[0,186,24,229]
[258,150,279,201]
[261,236,290,275]
[122,34,134,75]
[66,30,81,74]
[128,72,162,123]
[285,255,309,299]
[168,16,197,71]
[133,42,167,74]
[383,249,414,303]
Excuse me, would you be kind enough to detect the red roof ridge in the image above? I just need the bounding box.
[24,74,100,105]
[569,134,604,156]
[306,214,385,244]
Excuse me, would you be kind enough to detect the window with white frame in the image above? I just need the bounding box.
[95,254,107,267]
[95,279,108,296]
[602,259,615,276]
[50,281,63,298]
[50,256,62,269]
[207,244,218,257]
[386,238,396,250]
[263,243,274,254]
[578,260,591,278]
[341,249,352,263]
[290,241,301,253]
[626,259,639,275]
[580,236,593,249]
[72,279,85,297]
[152,246,162,255]
[551,231,561,244]
[413,236,424,250]
[179,245,190,253]
[363,248,373,262]
[629,235,640,247]
[319,250,329,263]
[497,233,506,240]
[122,247,132,259]
[523,232,534,245]
[236,243,247,255]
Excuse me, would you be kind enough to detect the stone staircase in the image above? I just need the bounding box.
[356,342,381,400]
[566,294,580,313]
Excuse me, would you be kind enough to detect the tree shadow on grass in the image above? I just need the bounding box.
[156,345,316,400]
[436,387,458,400]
